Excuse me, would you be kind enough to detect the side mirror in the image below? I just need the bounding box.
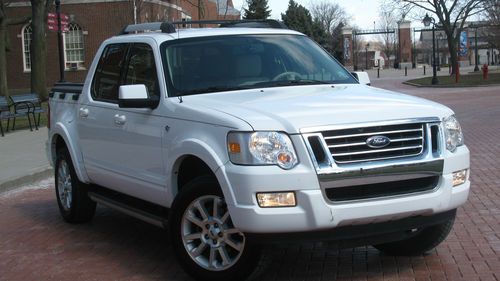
[118,84,158,108]
[351,72,371,86]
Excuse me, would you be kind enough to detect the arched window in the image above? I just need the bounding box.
[22,24,32,71]
[64,23,84,69]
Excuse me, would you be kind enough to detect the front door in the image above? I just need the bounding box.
[78,42,166,205]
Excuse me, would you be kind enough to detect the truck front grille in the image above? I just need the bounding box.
[325,176,439,202]
[321,123,425,164]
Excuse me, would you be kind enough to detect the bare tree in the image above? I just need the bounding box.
[400,0,486,74]
[309,1,350,57]
[215,0,231,19]
[484,0,500,49]
[309,1,348,34]
[185,0,206,21]
[30,0,51,100]
[129,0,144,24]
[377,4,398,68]
[0,0,30,98]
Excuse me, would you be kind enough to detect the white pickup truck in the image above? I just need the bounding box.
[47,20,470,281]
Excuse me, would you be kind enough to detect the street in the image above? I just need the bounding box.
[1,76,499,281]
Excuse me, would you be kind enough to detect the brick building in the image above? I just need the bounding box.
[5,0,240,91]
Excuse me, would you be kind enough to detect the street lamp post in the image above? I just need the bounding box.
[423,13,438,85]
[437,33,443,71]
[365,43,370,70]
[353,33,358,71]
[413,28,416,68]
[474,27,479,71]
[55,0,65,82]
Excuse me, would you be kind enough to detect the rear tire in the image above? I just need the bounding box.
[373,213,456,256]
[55,147,96,223]
[170,176,263,281]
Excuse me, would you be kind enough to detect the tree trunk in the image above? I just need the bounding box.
[446,35,458,75]
[30,0,48,100]
[0,20,8,98]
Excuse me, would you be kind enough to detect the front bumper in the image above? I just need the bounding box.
[217,145,470,234]
[245,209,457,246]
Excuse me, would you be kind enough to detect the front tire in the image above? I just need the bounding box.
[170,176,262,281]
[373,213,456,256]
[55,147,96,223]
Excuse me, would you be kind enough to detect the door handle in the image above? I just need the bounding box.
[79,108,89,118]
[114,114,126,125]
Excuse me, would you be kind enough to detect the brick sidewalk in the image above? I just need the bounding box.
[1,84,499,281]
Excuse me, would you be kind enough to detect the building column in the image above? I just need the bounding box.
[341,27,353,68]
[398,20,413,69]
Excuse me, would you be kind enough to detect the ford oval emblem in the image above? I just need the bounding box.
[366,135,391,149]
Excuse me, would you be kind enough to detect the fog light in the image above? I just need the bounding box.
[452,169,467,186]
[256,192,296,208]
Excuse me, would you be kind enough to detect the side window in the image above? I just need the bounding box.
[124,44,159,98]
[91,43,128,102]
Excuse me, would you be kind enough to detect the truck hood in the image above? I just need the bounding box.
[184,84,453,133]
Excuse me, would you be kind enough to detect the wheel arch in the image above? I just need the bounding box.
[49,124,90,183]
[167,139,234,206]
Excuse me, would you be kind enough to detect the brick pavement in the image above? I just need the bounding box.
[1,82,500,281]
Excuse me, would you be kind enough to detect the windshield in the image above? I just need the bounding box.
[161,34,357,96]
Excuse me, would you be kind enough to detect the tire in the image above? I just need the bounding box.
[170,176,263,281]
[373,213,456,256]
[55,147,96,223]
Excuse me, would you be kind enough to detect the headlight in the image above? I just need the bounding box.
[443,115,464,152]
[227,131,299,169]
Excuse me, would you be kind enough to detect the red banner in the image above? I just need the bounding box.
[47,12,69,32]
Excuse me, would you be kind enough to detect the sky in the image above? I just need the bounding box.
[231,0,383,30]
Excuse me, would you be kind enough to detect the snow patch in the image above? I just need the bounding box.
[0,177,54,199]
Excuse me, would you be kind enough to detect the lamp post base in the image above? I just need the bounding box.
[431,76,439,85]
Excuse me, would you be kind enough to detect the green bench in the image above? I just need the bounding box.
[0,94,46,136]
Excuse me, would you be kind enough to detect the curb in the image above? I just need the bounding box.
[402,81,500,88]
[0,167,53,194]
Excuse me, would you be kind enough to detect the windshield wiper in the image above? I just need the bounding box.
[178,86,251,96]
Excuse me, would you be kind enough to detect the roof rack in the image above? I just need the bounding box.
[120,22,176,35]
[119,19,288,35]
[173,19,288,29]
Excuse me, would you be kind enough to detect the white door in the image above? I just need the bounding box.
[78,42,166,205]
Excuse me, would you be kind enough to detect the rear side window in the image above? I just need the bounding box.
[91,43,128,102]
[124,44,160,99]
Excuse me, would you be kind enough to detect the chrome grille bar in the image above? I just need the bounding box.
[323,128,423,140]
[320,123,426,164]
[328,136,423,148]
[331,145,423,157]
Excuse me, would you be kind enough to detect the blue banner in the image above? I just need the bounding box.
[459,31,468,56]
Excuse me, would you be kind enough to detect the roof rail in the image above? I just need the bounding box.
[171,19,288,29]
[119,19,288,35]
[120,22,176,35]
